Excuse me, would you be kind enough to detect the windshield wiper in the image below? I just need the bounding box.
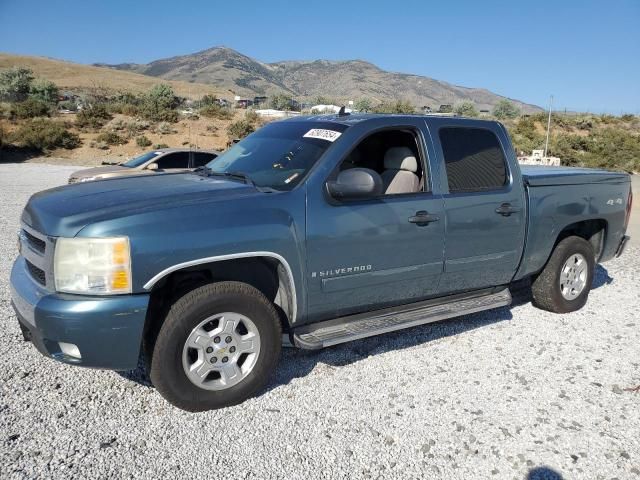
[193,167,256,187]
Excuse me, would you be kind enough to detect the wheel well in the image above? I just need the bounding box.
[142,257,294,359]
[554,219,607,260]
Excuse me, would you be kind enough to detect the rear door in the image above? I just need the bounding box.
[432,123,526,293]
[191,151,217,168]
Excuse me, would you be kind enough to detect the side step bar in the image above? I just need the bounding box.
[292,288,512,349]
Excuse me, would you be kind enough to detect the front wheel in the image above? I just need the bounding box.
[150,281,281,411]
[531,236,595,313]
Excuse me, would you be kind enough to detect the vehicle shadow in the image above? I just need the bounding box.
[117,264,613,393]
[0,146,41,164]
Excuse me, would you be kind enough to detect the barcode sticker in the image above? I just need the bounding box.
[303,129,342,142]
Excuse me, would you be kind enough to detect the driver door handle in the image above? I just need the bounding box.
[408,211,440,225]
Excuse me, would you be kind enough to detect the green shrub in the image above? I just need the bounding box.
[227,119,255,139]
[139,84,179,122]
[154,143,169,149]
[9,98,51,119]
[373,100,415,114]
[0,67,34,102]
[58,100,77,111]
[96,131,127,146]
[76,104,112,129]
[29,78,59,104]
[353,98,373,113]
[12,118,80,150]
[136,135,152,147]
[454,101,479,118]
[492,100,520,119]
[199,103,232,120]
[269,93,295,111]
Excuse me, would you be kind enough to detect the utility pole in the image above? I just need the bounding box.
[544,95,553,157]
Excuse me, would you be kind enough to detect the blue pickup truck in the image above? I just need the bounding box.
[10,114,632,411]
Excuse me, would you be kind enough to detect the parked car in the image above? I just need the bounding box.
[11,114,632,411]
[67,148,220,184]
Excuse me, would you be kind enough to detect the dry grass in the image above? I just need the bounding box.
[0,53,226,100]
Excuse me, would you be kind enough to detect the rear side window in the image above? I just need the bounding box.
[155,152,190,169]
[439,127,508,192]
[193,152,216,167]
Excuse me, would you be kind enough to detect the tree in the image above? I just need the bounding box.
[373,100,415,114]
[269,93,293,111]
[0,66,34,102]
[29,78,59,104]
[454,101,479,118]
[492,100,520,119]
[354,98,373,113]
[140,84,179,122]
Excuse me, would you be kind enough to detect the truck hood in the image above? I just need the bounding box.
[521,165,630,186]
[69,165,131,179]
[22,173,260,236]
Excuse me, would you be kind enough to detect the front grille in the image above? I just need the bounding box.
[26,260,46,285]
[23,229,46,253]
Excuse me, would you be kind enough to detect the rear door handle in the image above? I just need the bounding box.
[495,203,521,216]
[408,211,440,225]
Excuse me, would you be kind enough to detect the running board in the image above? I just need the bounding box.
[292,288,512,350]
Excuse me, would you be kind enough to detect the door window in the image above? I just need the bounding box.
[439,127,507,193]
[337,129,427,195]
[155,152,190,169]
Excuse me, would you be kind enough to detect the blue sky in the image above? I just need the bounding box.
[1,0,638,113]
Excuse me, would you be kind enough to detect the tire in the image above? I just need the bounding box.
[150,281,281,411]
[531,236,595,313]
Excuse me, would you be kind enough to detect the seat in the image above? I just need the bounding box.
[381,147,420,194]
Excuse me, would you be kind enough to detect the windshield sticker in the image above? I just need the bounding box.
[303,129,342,142]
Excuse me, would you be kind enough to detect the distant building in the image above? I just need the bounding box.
[253,96,268,106]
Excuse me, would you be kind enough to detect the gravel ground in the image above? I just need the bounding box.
[0,163,638,480]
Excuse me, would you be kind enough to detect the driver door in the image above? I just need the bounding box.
[153,152,191,172]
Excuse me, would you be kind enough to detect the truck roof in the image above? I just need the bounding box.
[281,113,501,127]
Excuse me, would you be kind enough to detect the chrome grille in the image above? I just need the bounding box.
[19,224,54,290]
[25,260,46,285]
[22,229,46,253]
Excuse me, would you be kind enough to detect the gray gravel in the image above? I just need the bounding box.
[1,162,639,480]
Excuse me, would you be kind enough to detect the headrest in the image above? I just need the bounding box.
[384,147,417,172]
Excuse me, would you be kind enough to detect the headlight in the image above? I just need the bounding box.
[54,237,132,294]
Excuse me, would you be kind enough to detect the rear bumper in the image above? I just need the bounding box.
[10,256,150,370]
[615,235,630,258]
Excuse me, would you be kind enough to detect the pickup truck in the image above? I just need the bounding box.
[10,114,632,412]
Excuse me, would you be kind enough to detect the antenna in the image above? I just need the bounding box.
[338,105,349,116]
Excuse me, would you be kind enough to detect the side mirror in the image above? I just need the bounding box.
[146,163,159,171]
[327,168,383,200]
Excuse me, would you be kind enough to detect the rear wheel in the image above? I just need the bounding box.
[150,281,281,411]
[531,236,595,313]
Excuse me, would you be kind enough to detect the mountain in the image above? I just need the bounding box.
[97,47,541,112]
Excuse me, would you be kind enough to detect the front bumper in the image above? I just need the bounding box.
[10,256,150,370]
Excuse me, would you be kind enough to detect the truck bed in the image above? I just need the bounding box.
[521,165,629,186]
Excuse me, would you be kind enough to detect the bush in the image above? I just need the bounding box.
[139,84,179,122]
[154,121,176,135]
[9,98,51,119]
[58,100,77,111]
[373,100,415,114]
[135,135,152,147]
[11,118,80,150]
[29,78,59,104]
[154,143,169,149]
[199,103,233,120]
[0,67,34,102]
[76,104,112,129]
[269,93,295,111]
[492,100,520,119]
[454,101,479,118]
[227,119,255,139]
[353,98,373,113]
[96,131,127,146]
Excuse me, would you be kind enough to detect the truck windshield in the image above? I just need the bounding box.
[206,121,347,191]
[122,151,162,168]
